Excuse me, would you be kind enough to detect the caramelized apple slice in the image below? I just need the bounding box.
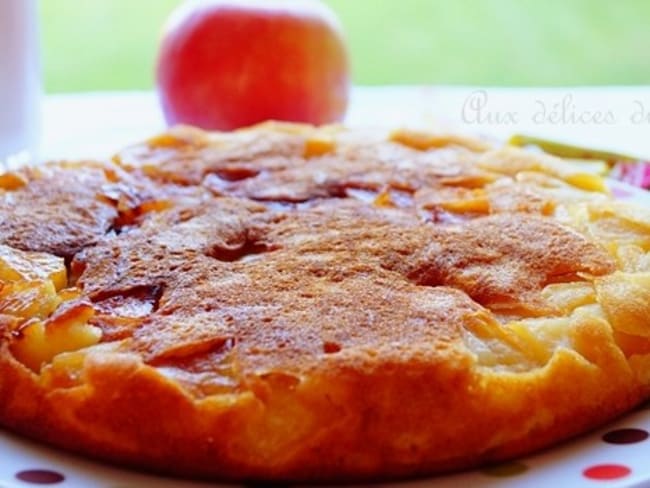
[0,280,61,320]
[10,302,101,372]
[0,171,28,190]
[0,244,67,290]
[303,134,335,158]
[595,271,650,338]
[391,128,491,152]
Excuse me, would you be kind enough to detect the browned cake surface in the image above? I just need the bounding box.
[0,166,118,259]
[1,123,650,481]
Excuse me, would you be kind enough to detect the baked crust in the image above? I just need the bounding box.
[0,123,649,481]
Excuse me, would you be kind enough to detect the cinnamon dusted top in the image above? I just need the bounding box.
[75,197,614,378]
[0,165,118,259]
[0,125,616,382]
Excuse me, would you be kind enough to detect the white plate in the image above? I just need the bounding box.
[2,180,650,488]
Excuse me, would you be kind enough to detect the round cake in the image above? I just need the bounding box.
[1,123,649,481]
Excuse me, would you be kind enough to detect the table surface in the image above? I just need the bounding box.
[41,86,650,161]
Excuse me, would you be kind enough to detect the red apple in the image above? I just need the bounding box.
[156,0,350,130]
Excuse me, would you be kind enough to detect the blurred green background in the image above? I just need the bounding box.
[41,0,650,93]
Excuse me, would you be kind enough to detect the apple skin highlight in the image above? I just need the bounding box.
[156,0,350,131]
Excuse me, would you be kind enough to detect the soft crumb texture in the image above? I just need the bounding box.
[0,123,649,482]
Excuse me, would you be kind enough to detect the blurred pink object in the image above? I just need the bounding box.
[610,161,650,190]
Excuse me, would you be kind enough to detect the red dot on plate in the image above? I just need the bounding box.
[15,469,65,484]
[583,464,631,480]
[603,428,649,444]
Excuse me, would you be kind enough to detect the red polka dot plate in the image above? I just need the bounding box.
[1,180,650,488]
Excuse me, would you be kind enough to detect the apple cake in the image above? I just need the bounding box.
[1,123,650,481]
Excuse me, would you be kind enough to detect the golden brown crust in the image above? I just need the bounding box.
[0,166,118,259]
[0,321,642,481]
[0,123,649,481]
